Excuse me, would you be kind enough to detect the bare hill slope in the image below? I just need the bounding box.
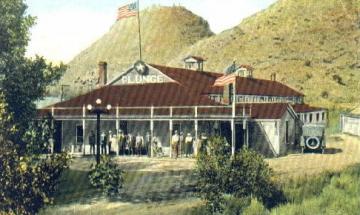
[170,0,360,108]
[59,6,213,91]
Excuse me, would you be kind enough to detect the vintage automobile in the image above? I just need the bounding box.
[300,124,326,153]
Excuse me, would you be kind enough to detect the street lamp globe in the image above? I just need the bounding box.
[96,98,102,105]
[87,104,93,111]
[106,104,112,110]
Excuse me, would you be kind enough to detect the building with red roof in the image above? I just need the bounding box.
[39,59,326,157]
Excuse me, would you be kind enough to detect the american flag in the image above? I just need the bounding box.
[213,74,237,86]
[117,2,138,20]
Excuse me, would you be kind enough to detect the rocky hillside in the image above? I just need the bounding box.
[170,0,360,109]
[58,6,213,94]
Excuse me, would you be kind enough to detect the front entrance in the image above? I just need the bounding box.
[120,121,128,134]
[220,122,232,144]
[235,123,245,152]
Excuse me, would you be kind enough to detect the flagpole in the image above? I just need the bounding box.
[137,0,142,61]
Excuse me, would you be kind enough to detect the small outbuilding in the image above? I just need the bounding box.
[341,106,360,136]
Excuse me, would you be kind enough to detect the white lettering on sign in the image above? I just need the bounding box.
[120,75,165,84]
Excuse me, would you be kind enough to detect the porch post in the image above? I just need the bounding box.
[169,107,173,158]
[116,106,119,133]
[51,106,55,154]
[231,119,235,156]
[116,106,119,155]
[150,106,154,157]
[243,119,248,148]
[82,105,86,155]
[194,106,198,156]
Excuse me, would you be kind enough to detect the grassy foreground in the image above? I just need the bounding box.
[40,135,360,214]
[272,164,360,215]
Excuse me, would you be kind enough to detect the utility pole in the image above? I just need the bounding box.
[60,84,70,102]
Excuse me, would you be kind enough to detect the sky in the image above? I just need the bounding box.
[25,0,277,63]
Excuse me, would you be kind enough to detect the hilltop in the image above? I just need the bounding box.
[170,0,360,109]
[57,6,213,95]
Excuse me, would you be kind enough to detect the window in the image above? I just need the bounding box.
[76,125,84,144]
[309,114,313,123]
[304,114,308,122]
[322,112,325,121]
[316,113,320,122]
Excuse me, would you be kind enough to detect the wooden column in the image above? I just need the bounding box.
[116,106,119,134]
[231,119,235,156]
[194,106,198,156]
[231,82,236,156]
[243,119,248,148]
[116,106,119,155]
[82,105,86,155]
[51,106,55,154]
[169,107,173,158]
[150,106,154,158]
[246,121,249,148]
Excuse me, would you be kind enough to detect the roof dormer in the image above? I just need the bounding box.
[224,61,253,78]
[183,55,205,71]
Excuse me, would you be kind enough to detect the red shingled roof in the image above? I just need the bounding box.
[207,76,304,97]
[292,104,325,113]
[150,64,221,94]
[38,64,305,120]
[51,83,218,108]
[237,103,291,119]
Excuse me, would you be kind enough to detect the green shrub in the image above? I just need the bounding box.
[88,156,124,196]
[195,136,285,213]
[0,138,71,215]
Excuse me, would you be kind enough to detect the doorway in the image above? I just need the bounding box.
[54,121,62,153]
[235,123,245,152]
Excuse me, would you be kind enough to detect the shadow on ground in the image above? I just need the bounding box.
[54,164,197,206]
[323,148,343,154]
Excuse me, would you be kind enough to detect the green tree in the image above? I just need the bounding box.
[0,1,70,214]
[0,0,66,149]
[195,136,285,213]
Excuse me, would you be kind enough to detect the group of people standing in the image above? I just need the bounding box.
[88,129,208,158]
[171,130,208,158]
[88,130,152,156]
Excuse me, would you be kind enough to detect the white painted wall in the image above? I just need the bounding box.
[259,121,280,155]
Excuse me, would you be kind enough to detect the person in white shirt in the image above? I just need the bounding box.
[135,133,144,156]
[185,133,193,157]
[110,134,117,155]
[171,130,180,158]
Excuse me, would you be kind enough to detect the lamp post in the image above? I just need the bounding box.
[87,98,112,165]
